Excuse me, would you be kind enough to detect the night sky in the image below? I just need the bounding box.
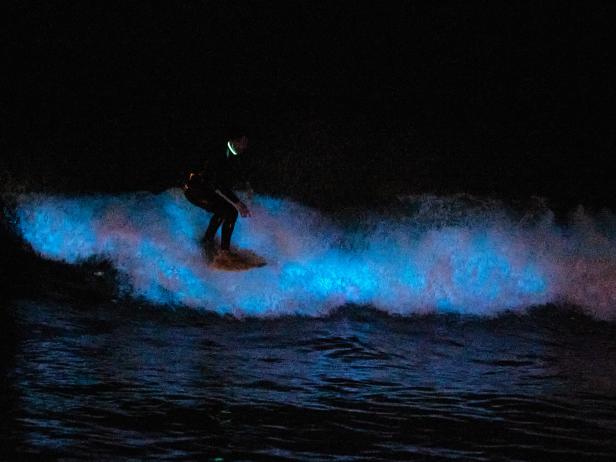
[3,1,615,208]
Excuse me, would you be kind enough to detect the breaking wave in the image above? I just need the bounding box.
[12,189,616,319]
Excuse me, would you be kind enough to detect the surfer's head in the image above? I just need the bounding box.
[228,135,248,156]
[225,124,248,156]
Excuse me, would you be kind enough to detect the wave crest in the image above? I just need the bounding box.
[14,190,616,319]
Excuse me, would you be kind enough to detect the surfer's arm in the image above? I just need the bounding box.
[214,189,251,217]
[215,187,239,204]
[236,201,251,217]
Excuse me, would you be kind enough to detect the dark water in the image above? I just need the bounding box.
[2,299,616,461]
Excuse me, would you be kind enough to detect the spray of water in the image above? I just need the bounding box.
[12,189,616,319]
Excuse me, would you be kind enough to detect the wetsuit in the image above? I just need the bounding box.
[184,144,246,250]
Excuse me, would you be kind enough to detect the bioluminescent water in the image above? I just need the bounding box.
[5,190,616,461]
[13,189,616,319]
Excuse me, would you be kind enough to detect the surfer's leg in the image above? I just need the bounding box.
[204,214,224,241]
[220,207,239,250]
[185,189,222,243]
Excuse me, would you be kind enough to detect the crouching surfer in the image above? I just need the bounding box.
[184,131,252,264]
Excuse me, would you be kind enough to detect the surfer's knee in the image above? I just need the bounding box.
[222,205,238,224]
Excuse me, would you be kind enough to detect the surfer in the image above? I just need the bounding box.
[184,131,252,261]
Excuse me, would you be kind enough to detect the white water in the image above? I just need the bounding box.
[14,189,616,319]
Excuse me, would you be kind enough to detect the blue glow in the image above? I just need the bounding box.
[14,189,616,319]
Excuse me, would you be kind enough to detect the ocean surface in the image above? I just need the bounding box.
[3,191,616,460]
[2,299,616,461]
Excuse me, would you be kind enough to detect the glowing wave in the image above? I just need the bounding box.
[13,189,616,319]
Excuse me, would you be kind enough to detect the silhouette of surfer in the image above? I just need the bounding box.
[184,131,252,264]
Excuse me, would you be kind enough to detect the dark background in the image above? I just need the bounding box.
[3,1,615,209]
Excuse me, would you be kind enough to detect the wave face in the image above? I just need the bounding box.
[13,189,616,318]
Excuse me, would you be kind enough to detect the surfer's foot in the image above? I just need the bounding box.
[203,240,218,262]
[217,249,239,259]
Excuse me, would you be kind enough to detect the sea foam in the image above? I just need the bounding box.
[14,189,616,319]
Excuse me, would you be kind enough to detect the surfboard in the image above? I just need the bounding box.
[209,248,266,271]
